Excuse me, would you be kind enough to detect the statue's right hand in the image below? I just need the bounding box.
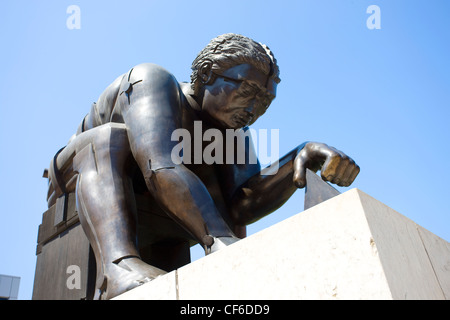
[292,142,360,189]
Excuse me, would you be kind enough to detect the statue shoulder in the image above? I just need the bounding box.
[128,63,179,87]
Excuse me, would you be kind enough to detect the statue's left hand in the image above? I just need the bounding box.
[293,142,360,188]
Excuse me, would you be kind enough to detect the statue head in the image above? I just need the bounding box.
[191,33,280,95]
[190,34,281,129]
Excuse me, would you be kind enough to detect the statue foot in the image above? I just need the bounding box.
[96,256,167,300]
[205,236,240,255]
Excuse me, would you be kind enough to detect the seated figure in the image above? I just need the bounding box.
[46,33,360,299]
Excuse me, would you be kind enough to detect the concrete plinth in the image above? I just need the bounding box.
[114,189,450,300]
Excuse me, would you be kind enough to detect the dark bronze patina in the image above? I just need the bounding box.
[44,34,360,299]
[304,168,341,210]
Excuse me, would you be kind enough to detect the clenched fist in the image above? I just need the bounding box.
[293,142,360,188]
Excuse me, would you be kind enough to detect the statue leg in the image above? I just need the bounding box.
[48,123,166,300]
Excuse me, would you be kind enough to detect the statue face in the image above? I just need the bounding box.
[200,63,277,129]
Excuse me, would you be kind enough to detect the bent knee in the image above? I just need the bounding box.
[70,123,129,153]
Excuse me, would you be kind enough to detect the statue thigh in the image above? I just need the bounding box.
[49,123,194,272]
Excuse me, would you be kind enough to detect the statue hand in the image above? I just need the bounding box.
[293,142,360,188]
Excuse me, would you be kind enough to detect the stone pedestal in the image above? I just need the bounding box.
[32,193,96,300]
[32,192,196,300]
[114,189,450,300]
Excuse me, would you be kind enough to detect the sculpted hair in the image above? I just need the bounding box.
[191,33,280,94]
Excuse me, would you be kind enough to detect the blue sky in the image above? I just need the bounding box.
[1,1,449,300]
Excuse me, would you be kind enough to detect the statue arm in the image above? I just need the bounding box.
[228,144,306,226]
[118,63,234,242]
[228,142,360,226]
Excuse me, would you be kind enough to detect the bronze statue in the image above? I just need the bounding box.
[46,33,359,299]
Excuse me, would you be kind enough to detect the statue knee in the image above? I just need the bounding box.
[90,123,129,152]
[73,143,99,177]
